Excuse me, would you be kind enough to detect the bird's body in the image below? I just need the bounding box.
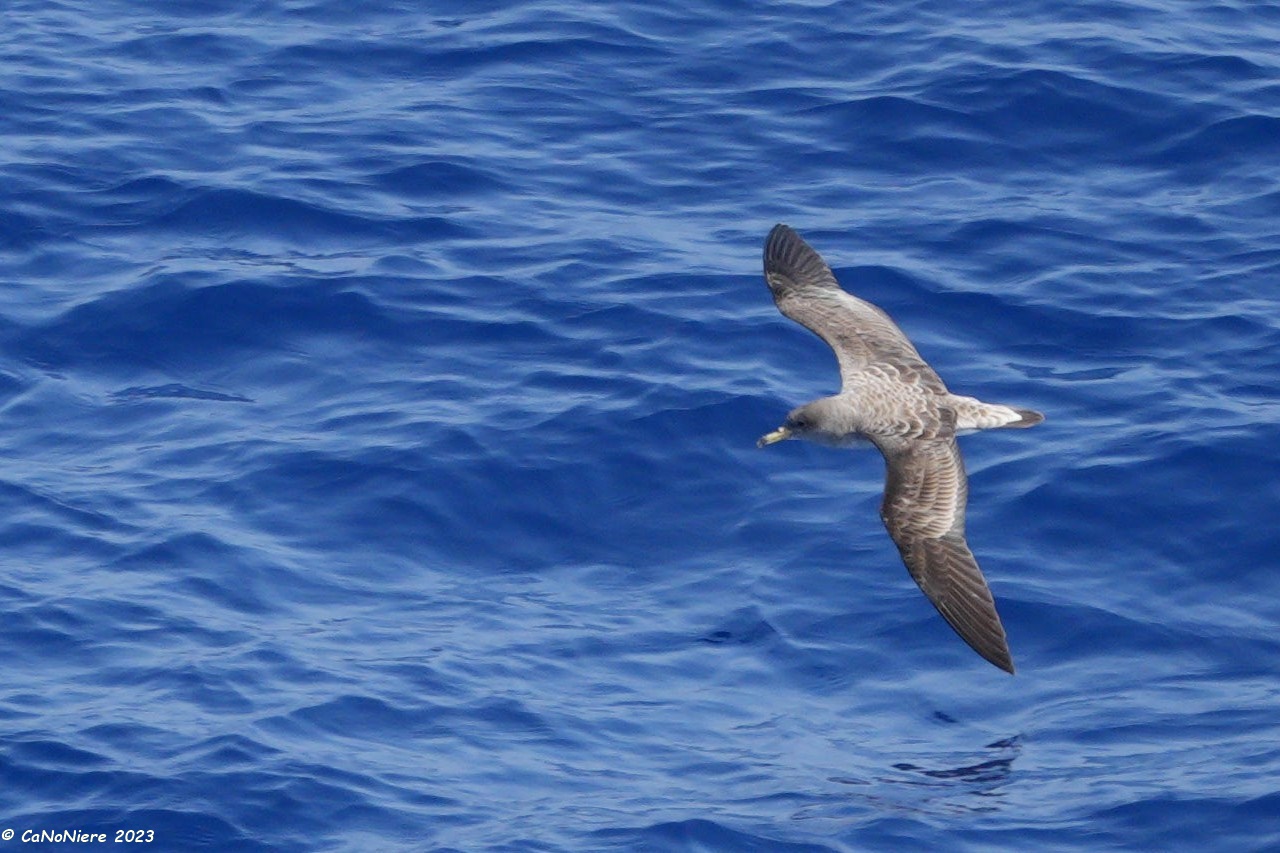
[758,224,1042,674]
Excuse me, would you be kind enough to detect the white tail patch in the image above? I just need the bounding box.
[950,396,1043,433]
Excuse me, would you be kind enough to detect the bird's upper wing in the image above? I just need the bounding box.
[763,224,947,395]
[876,435,1014,673]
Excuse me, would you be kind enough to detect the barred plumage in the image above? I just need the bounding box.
[758,224,1044,674]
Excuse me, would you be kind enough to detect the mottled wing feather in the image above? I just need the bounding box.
[763,224,947,394]
[877,436,1014,673]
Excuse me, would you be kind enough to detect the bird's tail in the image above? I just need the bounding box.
[1004,407,1045,428]
[950,396,1044,432]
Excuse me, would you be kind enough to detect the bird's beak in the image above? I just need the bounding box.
[757,426,792,448]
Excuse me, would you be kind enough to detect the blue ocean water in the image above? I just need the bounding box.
[2,0,1279,850]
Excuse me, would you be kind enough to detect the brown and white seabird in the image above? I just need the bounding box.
[757,224,1043,674]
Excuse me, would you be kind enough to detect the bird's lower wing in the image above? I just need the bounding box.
[878,437,1014,673]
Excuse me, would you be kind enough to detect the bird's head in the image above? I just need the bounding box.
[757,397,852,448]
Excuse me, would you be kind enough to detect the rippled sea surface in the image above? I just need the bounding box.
[3,1,1279,850]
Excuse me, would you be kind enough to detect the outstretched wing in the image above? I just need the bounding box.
[763,224,947,394]
[876,435,1014,673]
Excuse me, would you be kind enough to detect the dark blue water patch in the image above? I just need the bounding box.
[1086,792,1280,851]
[2,607,104,671]
[146,188,467,247]
[0,208,45,251]
[10,739,110,773]
[371,159,513,199]
[947,68,1193,160]
[92,174,192,210]
[593,818,843,853]
[783,95,1020,174]
[116,30,258,66]
[110,384,253,403]
[1155,114,1280,169]
[107,532,285,614]
[14,277,404,374]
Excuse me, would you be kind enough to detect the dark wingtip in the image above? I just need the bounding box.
[763,223,833,296]
[941,619,1015,674]
[963,626,1015,674]
[991,648,1016,675]
[763,223,799,269]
